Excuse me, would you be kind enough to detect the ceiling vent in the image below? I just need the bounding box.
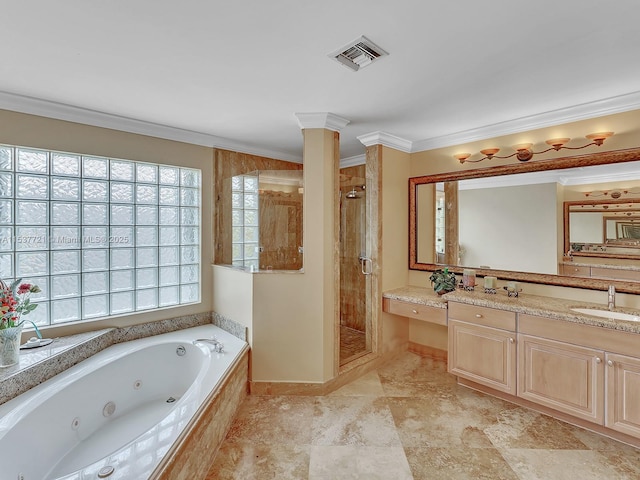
[329,36,388,72]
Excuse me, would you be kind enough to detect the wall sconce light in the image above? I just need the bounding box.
[584,187,640,198]
[455,132,614,164]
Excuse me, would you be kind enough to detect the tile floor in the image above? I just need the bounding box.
[206,351,640,479]
[339,325,367,365]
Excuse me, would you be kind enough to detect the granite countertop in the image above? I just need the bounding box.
[0,329,114,381]
[383,286,448,309]
[443,289,640,335]
[560,261,640,272]
[383,285,640,335]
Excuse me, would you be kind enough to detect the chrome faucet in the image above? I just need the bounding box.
[608,285,616,311]
[193,337,225,353]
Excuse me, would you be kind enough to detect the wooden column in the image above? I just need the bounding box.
[444,180,459,266]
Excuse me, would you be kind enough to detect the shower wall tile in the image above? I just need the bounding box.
[213,149,303,266]
[340,164,367,333]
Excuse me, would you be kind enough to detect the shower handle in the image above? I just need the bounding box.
[359,256,373,275]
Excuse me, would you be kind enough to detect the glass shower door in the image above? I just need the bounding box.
[339,171,371,365]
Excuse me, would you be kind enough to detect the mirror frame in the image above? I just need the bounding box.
[409,147,640,294]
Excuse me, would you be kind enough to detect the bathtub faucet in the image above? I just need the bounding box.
[193,337,225,353]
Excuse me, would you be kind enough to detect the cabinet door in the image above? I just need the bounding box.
[606,353,640,437]
[448,319,516,395]
[518,334,604,424]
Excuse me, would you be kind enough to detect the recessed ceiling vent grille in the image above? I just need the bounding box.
[329,36,388,72]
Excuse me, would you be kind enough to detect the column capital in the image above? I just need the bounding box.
[357,131,413,153]
[294,112,350,132]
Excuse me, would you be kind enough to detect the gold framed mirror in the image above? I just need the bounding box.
[409,147,640,294]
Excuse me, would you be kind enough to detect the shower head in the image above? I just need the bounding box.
[346,189,359,199]
[344,185,365,199]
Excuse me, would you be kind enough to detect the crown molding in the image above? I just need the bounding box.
[357,131,412,153]
[0,90,303,163]
[412,90,640,153]
[294,112,350,132]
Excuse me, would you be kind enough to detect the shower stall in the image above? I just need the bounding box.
[339,167,371,365]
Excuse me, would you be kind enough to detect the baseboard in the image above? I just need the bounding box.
[249,345,407,396]
[408,341,448,361]
[458,377,640,449]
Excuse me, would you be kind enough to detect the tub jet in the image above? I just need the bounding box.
[98,465,115,478]
[102,401,116,417]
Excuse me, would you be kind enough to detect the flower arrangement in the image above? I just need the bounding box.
[0,278,42,335]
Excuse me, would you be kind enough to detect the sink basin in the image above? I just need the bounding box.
[570,307,640,322]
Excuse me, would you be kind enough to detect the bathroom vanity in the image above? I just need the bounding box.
[382,286,447,326]
[559,261,640,282]
[383,287,640,445]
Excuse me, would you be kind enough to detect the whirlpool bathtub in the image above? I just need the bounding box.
[0,324,248,480]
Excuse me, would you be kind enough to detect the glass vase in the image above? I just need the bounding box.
[0,324,23,368]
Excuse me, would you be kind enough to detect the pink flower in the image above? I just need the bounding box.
[18,283,31,295]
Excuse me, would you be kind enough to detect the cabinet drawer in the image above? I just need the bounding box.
[383,298,447,326]
[561,264,590,277]
[448,302,516,331]
[591,267,640,282]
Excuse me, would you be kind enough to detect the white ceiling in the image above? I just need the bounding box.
[2,0,640,162]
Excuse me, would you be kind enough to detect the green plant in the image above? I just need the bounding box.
[429,268,457,294]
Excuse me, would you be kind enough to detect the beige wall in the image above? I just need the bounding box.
[409,320,448,351]
[0,109,214,338]
[410,109,640,177]
[249,128,337,383]
[458,183,559,274]
[213,129,338,384]
[380,146,411,353]
[211,265,254,344]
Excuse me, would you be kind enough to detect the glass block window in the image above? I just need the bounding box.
[0,144,201,326]
[231,173,259,270]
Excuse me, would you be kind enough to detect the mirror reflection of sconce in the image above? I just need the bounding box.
[454,132,614,164]
[584,187,640,198]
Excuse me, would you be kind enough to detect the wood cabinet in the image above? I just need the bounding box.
[591,267,640,282]
[382,297,447,326]
[518,334,604,424]
[448,306,640,442]
[519,313,640,437]
[559,263,640,281]
[606,353,640,437]
[448,303,516,395]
